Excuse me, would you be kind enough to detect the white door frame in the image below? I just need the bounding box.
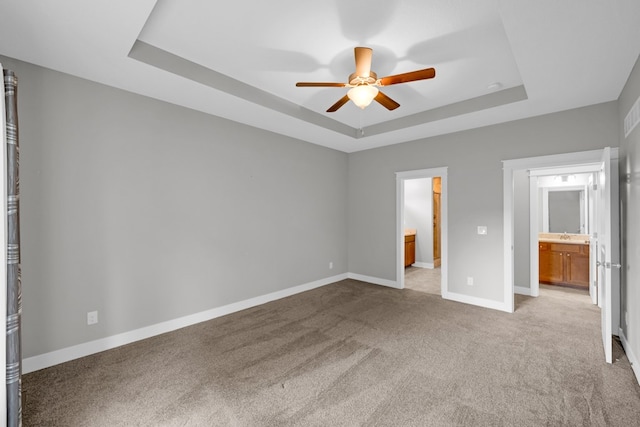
[396,167,448,293]
[503,149,610,313]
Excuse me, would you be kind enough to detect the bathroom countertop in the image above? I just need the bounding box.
[404,228,417,236]
[538,233,590,245]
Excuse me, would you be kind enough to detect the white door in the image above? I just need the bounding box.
[589,236,598,305]
[597,147,612,363]
[588,174,598,305]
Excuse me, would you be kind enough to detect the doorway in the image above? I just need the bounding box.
[395,167,448,293]
[402,176,441,295]
[527,166,599,301]
[503,148,620,363]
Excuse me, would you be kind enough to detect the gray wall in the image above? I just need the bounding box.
[348,102,619,303]
[513,169,530,288]
[619,54,640,373]
[1,56,349,358]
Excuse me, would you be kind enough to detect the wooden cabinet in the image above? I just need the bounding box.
[539,244,564,283]
[539,242,589,288]
[404,233,416,267]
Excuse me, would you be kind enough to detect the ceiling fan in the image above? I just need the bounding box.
[296,47,436,113]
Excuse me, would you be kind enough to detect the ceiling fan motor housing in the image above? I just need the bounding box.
[349,71,377,86]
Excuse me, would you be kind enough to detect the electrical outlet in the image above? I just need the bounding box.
[87,311,98,325]
[467,277,474,286]
[329,262,333,269]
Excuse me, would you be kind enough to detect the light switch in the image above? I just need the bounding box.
[477,226,487,235]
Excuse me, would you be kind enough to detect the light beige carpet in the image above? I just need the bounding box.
[23,279,640,426]
[404,266,441,295]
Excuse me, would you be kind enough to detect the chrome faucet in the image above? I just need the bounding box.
[560,232,570,240]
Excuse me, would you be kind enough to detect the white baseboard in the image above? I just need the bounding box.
[411,262,434,269]
[619,328,640,386]
[22,273,348,374]
[514,286,534,296]
[442,290,509,312]
[347,273,400,289]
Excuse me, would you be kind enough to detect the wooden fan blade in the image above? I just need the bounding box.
[354,47,373,77]
[374,91,400,111]
[327,95,350,112]
[379,68,436,86]
[296,82,347,87]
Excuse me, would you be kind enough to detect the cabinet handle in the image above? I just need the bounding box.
[567,254,570,257]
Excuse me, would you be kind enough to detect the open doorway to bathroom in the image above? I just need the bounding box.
[531,170,596,296]
[504,149,620,363]
[396,167,447,296]
[514,168,598,300]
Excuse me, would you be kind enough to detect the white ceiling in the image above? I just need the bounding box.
[1,0,639,153]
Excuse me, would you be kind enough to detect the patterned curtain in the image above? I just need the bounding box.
[4,68,22,426]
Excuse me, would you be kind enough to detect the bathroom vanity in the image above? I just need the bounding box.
[538,233,590,288]
[404,229,416,267]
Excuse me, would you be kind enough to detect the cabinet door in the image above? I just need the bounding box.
[565,252,589,287]
[405,241,416,267]
[539,246,564,283]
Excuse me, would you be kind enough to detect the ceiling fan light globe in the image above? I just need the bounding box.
[347,85,379,109]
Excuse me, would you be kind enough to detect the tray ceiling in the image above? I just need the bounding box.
[1,0,639,152]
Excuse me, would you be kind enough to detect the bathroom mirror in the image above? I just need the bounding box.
[537,172,593,235]
[548,189,584,233]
